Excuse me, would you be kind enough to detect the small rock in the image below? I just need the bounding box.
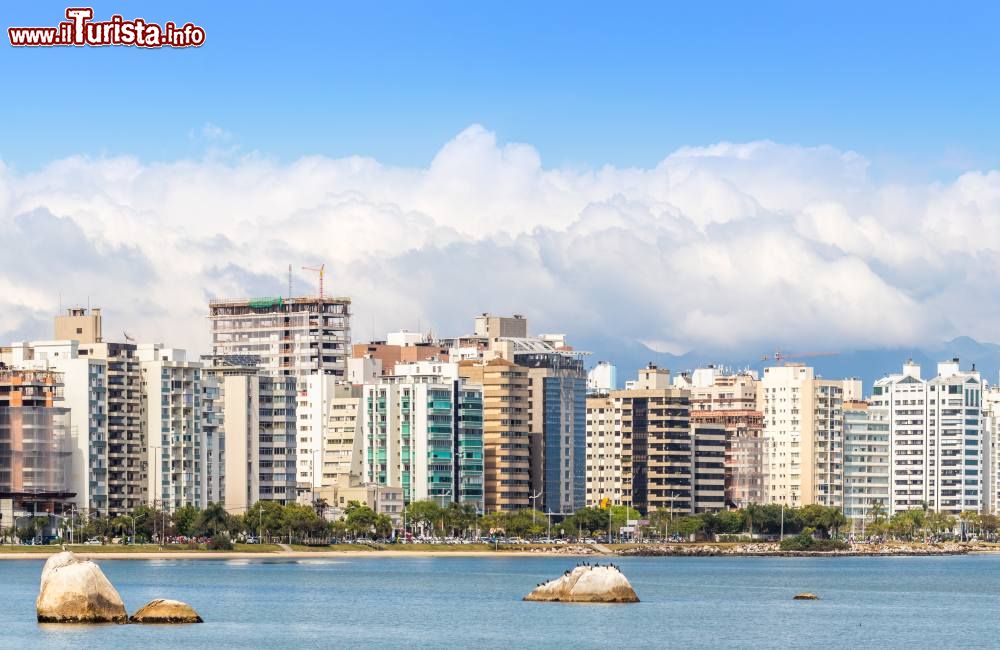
[130,599,203,624]
[793,592,820,600]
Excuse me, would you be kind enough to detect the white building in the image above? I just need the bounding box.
[983,387,1000,514]
[584,393,621,507]
[362,360,484,509]
[843,401,890,526]
[871,359,984,516]
[139,345,205,512]
[587,361,617,394]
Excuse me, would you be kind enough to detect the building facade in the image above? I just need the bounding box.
[759,365,858,508]
[871,359,984,516]
[459,358,530,511]
[585,393,622,507]
[362,361,484,510]
[209,296,351,379]
[842,400,890,526]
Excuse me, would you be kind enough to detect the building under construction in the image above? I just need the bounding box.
[0,368,74,528]
[209,296,351,379]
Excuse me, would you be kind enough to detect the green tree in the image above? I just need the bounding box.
[406,500,444,535]
[346,504,378,539]
[172,504,199,537]
[196,502,229,536]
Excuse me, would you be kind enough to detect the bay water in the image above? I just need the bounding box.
[2,554,998,648]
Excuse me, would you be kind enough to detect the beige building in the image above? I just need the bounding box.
[585,393,621,507]
[759,365,860,508]
[322,385,363,486]
[473,313,528,340]
[54,307,102,344]
[203,356,299,513]
[459,357,530,511]
[316,474,404,524]
[613,365,694,514]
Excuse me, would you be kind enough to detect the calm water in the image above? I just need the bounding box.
[2,554,999,648]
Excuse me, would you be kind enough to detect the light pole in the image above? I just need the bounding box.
[530,490,543,537]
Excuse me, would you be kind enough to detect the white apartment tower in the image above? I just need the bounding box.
[139,345,205,512]
[870,359,984,516]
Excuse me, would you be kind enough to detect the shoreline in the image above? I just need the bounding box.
[1,544,996,561]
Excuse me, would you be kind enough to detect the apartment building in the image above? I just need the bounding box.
[139,345,204,512]
[322,385,363,486]
[585,393,622,507]
[459,357,530,511]
[362,361,484,510]
[871,359,983,516]
[759,365,860,508]
[691,422,727,512]
[612,365,693,515]
[496,338,587,515]
[350,331,450,377]
[202,356,299,513]
[842,400,890,525]
[684,368,763,507]
[984,387,1000,515]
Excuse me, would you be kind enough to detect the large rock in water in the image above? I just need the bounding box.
[524,564,639,603]
[36,551,127,623]
[130,599,203,624]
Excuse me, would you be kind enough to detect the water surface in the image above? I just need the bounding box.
[3,554,998,648]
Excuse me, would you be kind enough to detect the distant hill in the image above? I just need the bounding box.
[576,335,1000,396]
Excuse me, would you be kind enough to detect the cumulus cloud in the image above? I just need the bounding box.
[0,124,996,358]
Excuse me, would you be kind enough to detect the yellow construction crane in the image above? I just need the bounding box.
[302,264,325,299]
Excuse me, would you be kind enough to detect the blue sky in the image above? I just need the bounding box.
[2,1,999,177]
[4,1,1000,371]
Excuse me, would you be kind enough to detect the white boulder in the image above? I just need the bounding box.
[524,564,639,603]
[36,551,127,623]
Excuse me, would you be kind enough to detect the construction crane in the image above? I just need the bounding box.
[302,264,325,299]
[761,350,839,363]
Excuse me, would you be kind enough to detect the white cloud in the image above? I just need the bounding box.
[0,124,997,357]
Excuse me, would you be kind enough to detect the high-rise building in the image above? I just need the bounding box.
[209,296,351,378]
[686,368,763,507]
[350,333,449,377]
[983,387,1000,514]
[203,356,299,513]
[691,422,726,512]
[585,393,622,507]
[495,338,587,515]
[843,400,890,526]
[322,385,363,487]
[612,365,694,515]
[362,361,484,510]
[759,365,859,508]
[871,359,983,516]
[0,368,74,523]
[459,357,530,511]
[139,345,204,512]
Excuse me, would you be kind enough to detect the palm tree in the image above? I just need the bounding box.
[198,502,229,536]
